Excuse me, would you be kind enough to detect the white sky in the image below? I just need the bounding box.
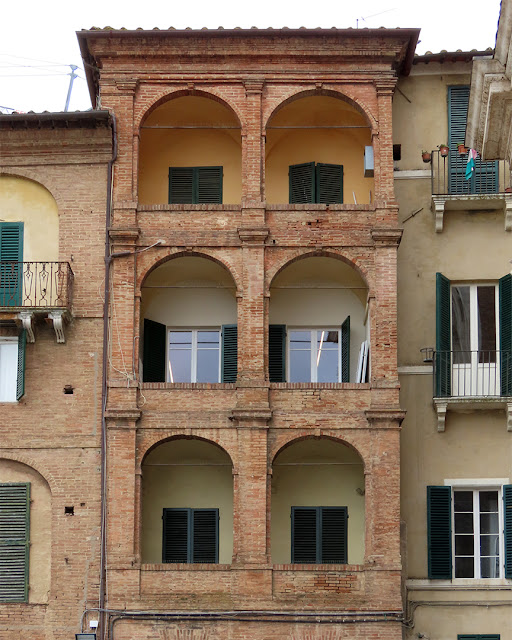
[1,0,502,113]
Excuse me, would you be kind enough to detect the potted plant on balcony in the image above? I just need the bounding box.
[439,144,449,157]
[422,150,432,163]
[457,143,468,154]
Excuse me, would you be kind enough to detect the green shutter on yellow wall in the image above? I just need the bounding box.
[427,485,452,579]
[0,483,30,602]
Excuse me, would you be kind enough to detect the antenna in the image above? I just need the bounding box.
[356,8,396,28]
[64,64,78,112]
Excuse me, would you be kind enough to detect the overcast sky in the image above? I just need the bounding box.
[1,0,501,114]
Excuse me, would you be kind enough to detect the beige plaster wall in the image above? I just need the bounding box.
[138,96,242,204]
[0,459,51,603]
[266,96,374,204]
[271,439,365,564]
[141,439,233,564]
[0,175,59,262]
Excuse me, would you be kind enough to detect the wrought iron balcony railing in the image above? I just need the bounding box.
[431,149,511,196]
[0,261,74,310]
[434,350,512,398]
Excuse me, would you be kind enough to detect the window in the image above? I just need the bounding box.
[458,635,499,640]
[291,506,347,564]
[0,222,23,307]
[0,483,30,601]
[289,162,343,204]
[427,484,512,580]
[162,508,218,563]
[269,320,350,383]
[0,332,26,402]
[168,166,223,204]
[435,274,512,397]
[143,320,237,383]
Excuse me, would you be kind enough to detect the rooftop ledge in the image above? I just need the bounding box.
[433,396,512,432]
[431,193,512,232]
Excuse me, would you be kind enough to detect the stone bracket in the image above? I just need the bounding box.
[431,196,446,233]
[432,194,512,233]
[507,402,512,432]
[17,311,35,343]
[237,227,269,244]
[434,400,448,432]
[48,310,69,344]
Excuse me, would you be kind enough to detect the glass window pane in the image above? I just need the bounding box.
[289,350,311,382]
[454,491,473,511]
[170,331,192,346]
[196,348,220,383]
[480,534,500,556]
[317,349,339,382]
[290,331,311,347]
[317,330,338,347]
[480,491,498,512]
[455,556,474,578]
[197,331,220,346]
[452,286,470,362]
[478,286,496,358]
[480,512,499,534]
[455,535,475,556]
[480,555,500,578]
[169,349,191,382]
[454,512,474,533]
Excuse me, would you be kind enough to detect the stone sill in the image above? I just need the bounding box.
[141,382,236,390]
[433,396,512,432]
[270,382,371,390]
[407,578,512,590]
[138,204,241,212]
[142,563,231,571]
[273,563,364,571]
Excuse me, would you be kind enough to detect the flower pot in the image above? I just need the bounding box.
[458,144,467,154]
[422,152,431,163]
[439,145,449,157]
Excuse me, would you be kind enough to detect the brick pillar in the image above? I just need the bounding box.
[373,79,397,223]
[242,80,264,207]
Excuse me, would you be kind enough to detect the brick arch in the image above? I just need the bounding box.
[0,169,64,213]
[0,453,57,495]
[137,248,241,295]
[263,87,377,133]
[266,249,371,293]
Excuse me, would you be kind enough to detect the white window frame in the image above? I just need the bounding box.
[287,327,342,383]
[166,328,221,383]
[0,337,19,403]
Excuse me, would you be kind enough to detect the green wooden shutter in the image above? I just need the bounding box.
[0,222,23,307]
[316,163,343,204]
[435,273,451,397]
[221,324,237,383]
[427,485,452,579]
[499,274,512,396]
[321,507,348,564]
[16,329,26,401]
[341,316,350,383]
[269,324,286,382]
[143,319,166,383]
[162,508,189,563]
[192,509,218,563]
[197,167,223,204]
[459,636,500,640]
[503,485,512,579]
[169,167,194,204]
[289,162,315,203]
[291,507,318,563]
[0,483,30,602]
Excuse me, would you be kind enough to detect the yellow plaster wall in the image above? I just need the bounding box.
[141,439,233,564]
[271,439,365,564]
[0,175,59,262]
[0,459,51,603]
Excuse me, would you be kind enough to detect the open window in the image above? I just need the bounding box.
[0,331,26,402]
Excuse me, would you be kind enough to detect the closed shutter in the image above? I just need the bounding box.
[192,509,218,563]
[16,330,26,401]
[503,485,512,579]
[435,273,451,397]
[499,274,512,396]
[291,507,318,563]
[162,509,189,563]
[269,324,286,382]
[341,316,350,383]
[143,319,166,383]
[0,222,23,307]
[221,324,237,383]
[316,163,343,204]
[289,162,315,203]
[459,636,500,640]
[197,167,223,204]
[168,167,195,204]
[0,483,30,602]
[427,485,452,579]
[321,507,348,564]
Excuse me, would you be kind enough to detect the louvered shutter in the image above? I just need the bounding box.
[341,316,350,383]
[503,485,512,579]
[499,274,512,396]
[192,509,218,563]
[143,319,166,383]
[0,222,23,307]
[168,167,195,204]
[435,273,451,397]
[197,167,223,204]
[221,324,237,383]
[316,163,343,204]
[162,509,189,563]
[269,324,286,382]
[321,507,347,564]
[289,162,315,203]
[291,507,318,563]
[0,483,30,602]
[427,485,452,579]
[16,330,26,401]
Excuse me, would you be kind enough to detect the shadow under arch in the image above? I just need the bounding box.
[140,433,234,469]
[0,170,63,214]
[270,433,366,470]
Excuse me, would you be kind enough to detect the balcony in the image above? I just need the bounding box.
[430,150,512,232]
[432,350,512,431]
[0,261,74,343]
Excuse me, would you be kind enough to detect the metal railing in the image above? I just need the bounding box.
[431,150,511,196]
[434,350,512,398]
[0,262,74,309]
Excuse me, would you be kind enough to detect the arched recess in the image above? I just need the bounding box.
[138,94,242,205]
[0,174,59,262]
[271,437,365,565]
[141,437,234,564]
[268,255,369,383]
[140,255,238,383]
[265,93,374,205]
[0,459,52,602]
